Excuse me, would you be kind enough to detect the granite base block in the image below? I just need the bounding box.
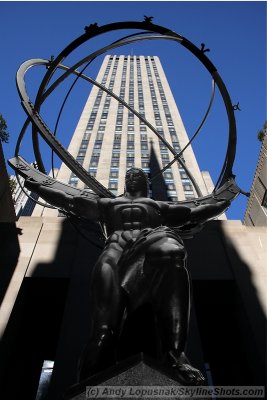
[63,353,208,400]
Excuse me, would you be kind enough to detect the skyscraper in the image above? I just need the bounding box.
[33,55,216,216]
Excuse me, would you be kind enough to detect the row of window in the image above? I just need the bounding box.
[145,59,175,174]
[73,60,114,170]
[85,58,120,171]
[70,57,194,201]
[108,56,156,61]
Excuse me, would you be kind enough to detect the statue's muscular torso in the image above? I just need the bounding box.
[99,197,168,239]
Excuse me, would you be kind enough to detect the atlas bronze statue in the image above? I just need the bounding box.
[24,169,230,384]
[8,19,244,386]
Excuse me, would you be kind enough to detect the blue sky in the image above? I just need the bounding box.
[1,1,266,220]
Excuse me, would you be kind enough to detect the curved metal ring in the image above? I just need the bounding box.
[16,20,237,201]
[43,33,215,195]
[16,56,202,196]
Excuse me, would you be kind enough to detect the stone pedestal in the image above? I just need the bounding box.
[63,353,207,400]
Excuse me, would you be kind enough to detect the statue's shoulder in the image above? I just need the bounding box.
[98,197,112,207]
[156,200,170,212]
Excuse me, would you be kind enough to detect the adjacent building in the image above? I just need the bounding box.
[10,175,39,217]
[244,134,267,226]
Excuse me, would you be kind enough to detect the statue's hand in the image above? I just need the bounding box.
[215,198,231,205]
[215,198,231,210]
[24,178,70,210]
[190,198,231,225]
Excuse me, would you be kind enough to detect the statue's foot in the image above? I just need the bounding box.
[77,327,115,382]
[166,351,205,386]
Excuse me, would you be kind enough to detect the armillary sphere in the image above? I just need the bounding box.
[9,18,242,219]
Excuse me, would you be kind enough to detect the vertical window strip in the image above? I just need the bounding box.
[151,59,175,126]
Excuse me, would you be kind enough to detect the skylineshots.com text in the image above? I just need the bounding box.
[86,385,265,399]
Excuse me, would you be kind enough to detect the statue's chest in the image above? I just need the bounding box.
[118,204,147,224]
[105,199,162,228]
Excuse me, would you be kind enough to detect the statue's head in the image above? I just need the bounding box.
[125,168,149,197]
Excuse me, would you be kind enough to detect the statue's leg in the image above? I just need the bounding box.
[146,237,205,385]
[78,245,125,381]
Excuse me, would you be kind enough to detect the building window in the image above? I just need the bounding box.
[127,134,134,142]
[180,171,188,179]
[110,171,119,178]
[108,181,118,190]
[168,196,178,202]
[161,154,169,160]
[171,134,179,143]
[89,169,96,177]
[90,156,100,167]
[76,156,85,164]
[142,161,150,168]
[167,183,176,190]
[183,184,193,191]
[84,128,91,137]
[111,160,119,167]
[112,152,120,159]
[159,143,168,151]
[68,174,78,186]
[127,156,135,167]
[141,152,149,159]
[167,190,177,196]
[96,133,104,140]
[164,172,173,180]
[94,142,102,149]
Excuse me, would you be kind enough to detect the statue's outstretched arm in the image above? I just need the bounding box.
[25,179,72,209]
[161,198,230,229]
[189,199,230,224]
[25,179,100,221]
[161,203,192,227]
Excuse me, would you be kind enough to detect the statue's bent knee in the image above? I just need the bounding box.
[147,238,186,264]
